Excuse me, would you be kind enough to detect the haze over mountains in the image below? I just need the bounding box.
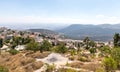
[29,29,59,36]
[57,24,120,41]
[0,23,69,30]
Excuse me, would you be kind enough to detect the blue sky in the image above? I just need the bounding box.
[0,0,120,24]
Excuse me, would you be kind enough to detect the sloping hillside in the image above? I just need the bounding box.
[57,24,120,41]
[29,29,59,36]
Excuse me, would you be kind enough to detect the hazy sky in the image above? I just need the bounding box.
[0,0,120,24]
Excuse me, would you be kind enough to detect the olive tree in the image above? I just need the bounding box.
[0,38,3,55]
[40,40,52,53]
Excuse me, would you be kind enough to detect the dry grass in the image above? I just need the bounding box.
[81,63,101,71]
[0,52,44,72]
[69,62,84,68]
[69,61,102,71]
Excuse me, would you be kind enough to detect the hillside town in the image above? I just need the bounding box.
[0,27,113,52]
[0,27,119,72]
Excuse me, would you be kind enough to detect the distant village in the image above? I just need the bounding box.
[0,27,113,52]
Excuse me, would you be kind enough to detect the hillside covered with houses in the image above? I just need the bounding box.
[0,27,120,72]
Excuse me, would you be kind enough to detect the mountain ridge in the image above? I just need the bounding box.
[57,24,120,41]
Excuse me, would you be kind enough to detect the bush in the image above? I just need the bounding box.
[40,40,52,53]
[9,49,19,55]
[95,67,105,72]
[111,48,120,66]
[45,64,56,72]
[100,46,111,56]
[56,42,68,53]
[89,48,96,54]
[26,42,40,52]
[70,49,76,56]
[78,57,90,62]
[0,66,9,72]
[102,57,117,72]
[4,40,10,43]
[69,56,75,61]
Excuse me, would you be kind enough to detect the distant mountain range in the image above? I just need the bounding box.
[25,24,120,41]
[57,24,120,41]
[0,23,68,30]
[29,29,59,36]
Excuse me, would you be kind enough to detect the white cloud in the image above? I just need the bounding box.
[95,14,120,24]
[96,14,106,18]
[0,15,94,24]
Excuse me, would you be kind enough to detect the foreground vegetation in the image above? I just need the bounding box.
[0,33,120,72]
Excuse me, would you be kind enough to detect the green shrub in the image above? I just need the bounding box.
[57,68,77,72]
[26,42,40,52]
[111,48,120,65]
[70,49,76,56]
[0,66,9,72]
[40,40,52,53]
[91,54,96,59]
[78,57,90,62]
[69,56,75,61]
[4,40,10,43]
[45,63,56,72]
[89,48,96,54]
[56,42,68,53]
[9,49,19,55]
[100,46,111,56]
[102,57,117,72]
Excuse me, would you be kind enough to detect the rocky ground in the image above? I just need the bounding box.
[0,51,103,72]
[35,53,103,72]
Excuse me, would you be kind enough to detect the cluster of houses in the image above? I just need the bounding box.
[0,27,114,52]
[0,27,42,51]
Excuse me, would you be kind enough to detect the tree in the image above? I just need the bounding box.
[40,40,52,53]
[19,31,24,36]
[23,37,35,44]
[56,42,68,53]
[77,42,84,52]
[83,37,96,49]
[13,36,25,45]
[83,37,90,49]
[0,38,3,55]
[10,41,17,49]
[83,37,90,43]
[13,36,20,45]
[113,33,120,47]
[12,36,34,45]
[26,41,40,52]
[89,48,96,54]
[103,57,117,72]
[89,40,96,48]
